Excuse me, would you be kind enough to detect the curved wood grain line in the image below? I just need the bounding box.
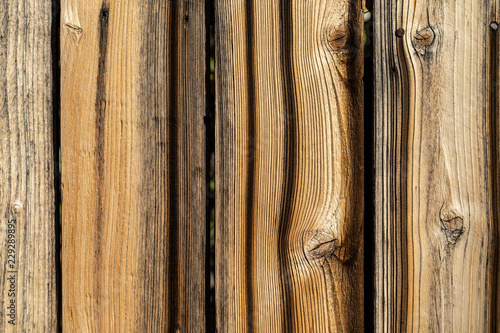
[244,0,256,329]
[278,0,297,331]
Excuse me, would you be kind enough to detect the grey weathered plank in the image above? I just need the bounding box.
[0,0,57,331]
[61,0,206,331]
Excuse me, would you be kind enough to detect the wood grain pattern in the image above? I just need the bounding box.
[61,0,206,331]
[374,0,500,331]
[215,0,364,331]
[0,0,57,331]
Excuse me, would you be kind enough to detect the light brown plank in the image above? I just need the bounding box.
[0,0,57,331]
[61,0,206,331]
[374,0,500,331]
[215,0,364,331]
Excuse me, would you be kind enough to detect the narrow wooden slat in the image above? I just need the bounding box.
[61,0,206,331]
[375,0,500,331]
[487,5,500,331]
[491,8,500,330]
[215,0,364,331]
[0,0,57,331]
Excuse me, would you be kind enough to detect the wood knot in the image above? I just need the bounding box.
[325,26,361,61]
[415,27,435,46]
[328,30,347,50]
[413,26,437,57]
[439,209,464,245]
[12,200,22,214]
[304,230,340,263]
[64,23,83,42]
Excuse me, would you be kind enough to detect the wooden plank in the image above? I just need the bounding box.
[61,0,206,331]
[0,0,57,331]
[374,0,500,331]
[215,0,364,331]
[491,12,500,330]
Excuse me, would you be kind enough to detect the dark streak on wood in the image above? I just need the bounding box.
[244,1,255,331]
[94,2,110,266]
[343,0,364,264]
[204,1,213,330]
[395,12,411,329]
[278,0,296,331]
[167,1,180,331]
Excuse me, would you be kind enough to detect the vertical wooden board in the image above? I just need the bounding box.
[375,0,500,331]
[492,8,500,329]
[215,0,364,331]
[0,0,57,331]
[489,6,500,330]
[61,0,206,331]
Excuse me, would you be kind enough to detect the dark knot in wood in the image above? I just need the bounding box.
[326,27,362,61]
[328,30,347,50]
[439,209,465,245]
[304,230,340,263]
[415,27,435,46]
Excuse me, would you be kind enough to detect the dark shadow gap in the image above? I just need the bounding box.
[50,0,62,331]
[205,0,216,331]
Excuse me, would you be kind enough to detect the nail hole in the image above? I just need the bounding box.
[100,8,109,23]
[396,28,405,37]
[491,21,498,31]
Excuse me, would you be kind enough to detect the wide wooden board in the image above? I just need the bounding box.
[215,0,365,331]
[0,1,57,331]
[61,0,206,331]
[374,0,500,331]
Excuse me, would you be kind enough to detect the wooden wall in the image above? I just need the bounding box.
[0,0,498,331]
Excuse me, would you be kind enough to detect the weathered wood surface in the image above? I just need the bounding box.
[215,0,364,331]
[0,0,57,331]
[61,0,206,331]
[375,0,500,331]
